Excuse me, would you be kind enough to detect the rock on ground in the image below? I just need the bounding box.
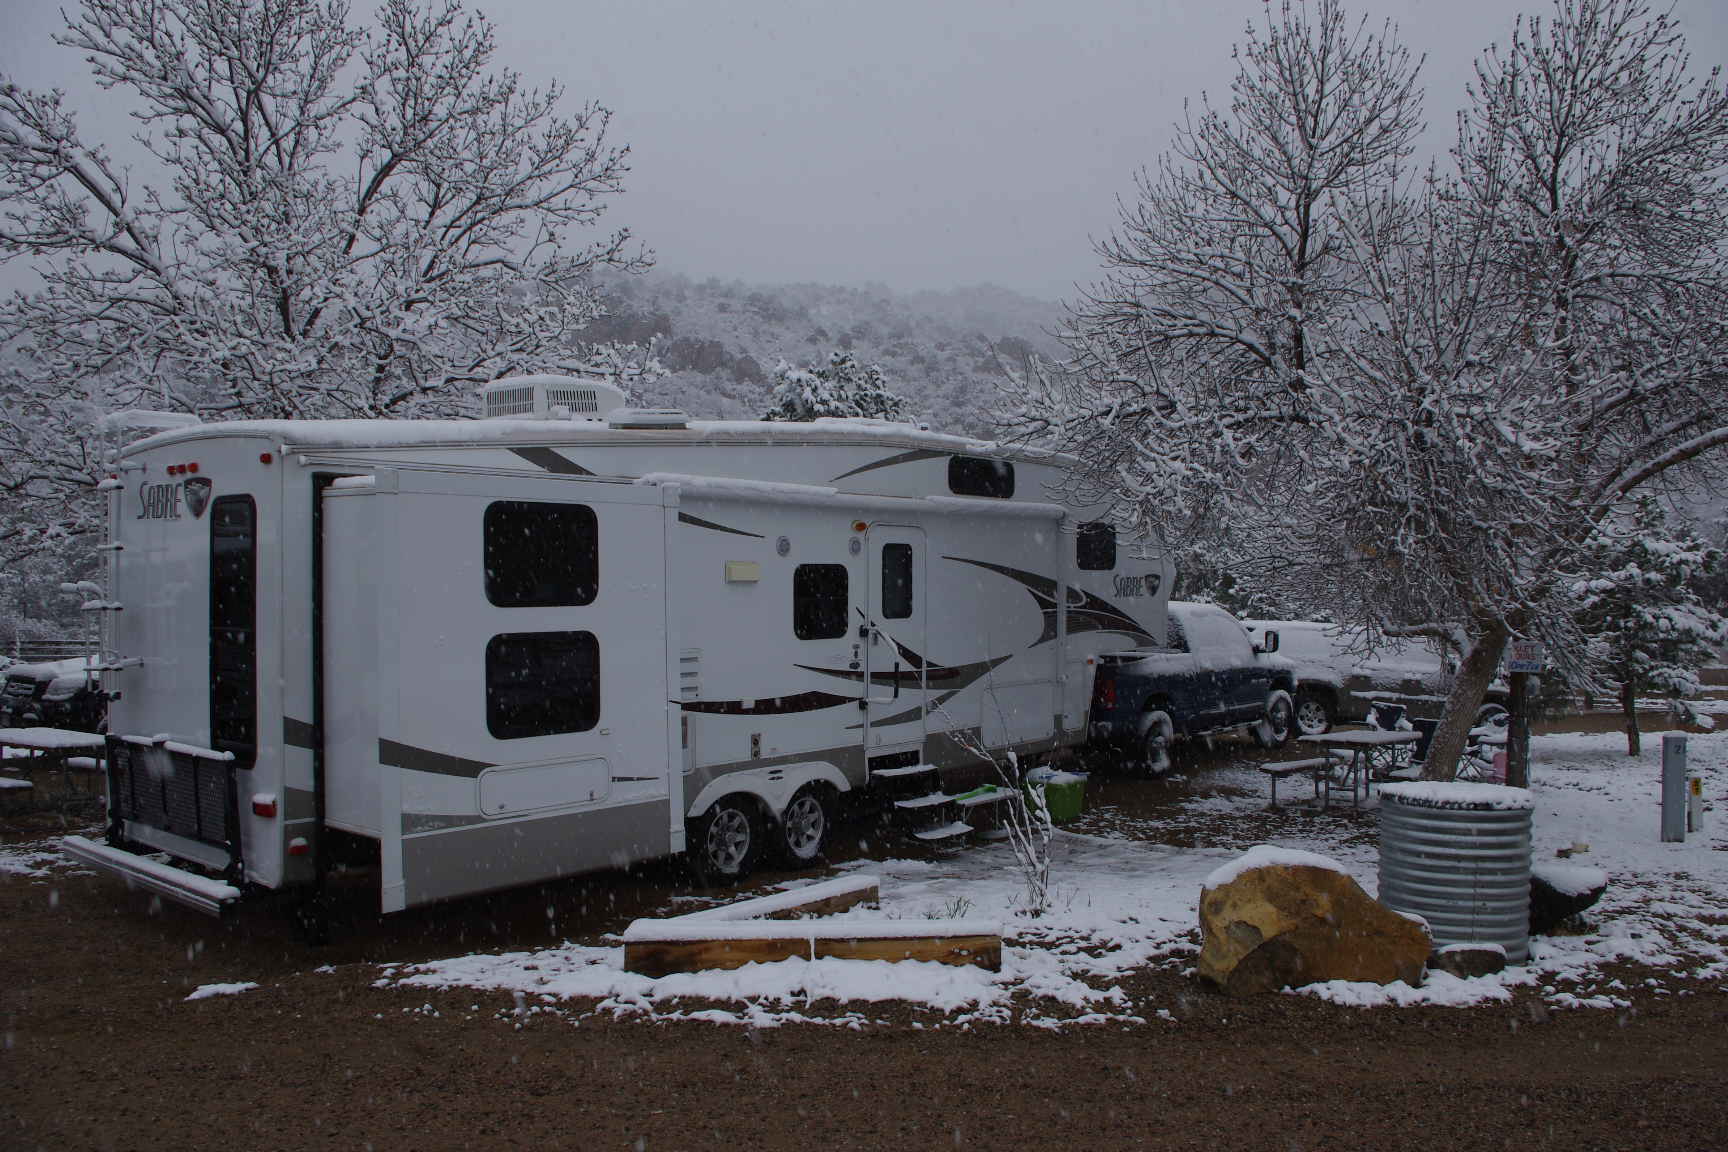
[1197,860,1430,995]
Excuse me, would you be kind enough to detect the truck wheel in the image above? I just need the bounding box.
[690,796,760,884]
[1137,710,1175,778]
[777,785,833,866]
[1253,691,1295,749]
[1294,691,1332,737]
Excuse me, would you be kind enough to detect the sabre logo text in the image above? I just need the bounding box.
[1119,573,1161,601]
[135,478,213,520]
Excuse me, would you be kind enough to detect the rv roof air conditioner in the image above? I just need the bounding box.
[479,375,628,421]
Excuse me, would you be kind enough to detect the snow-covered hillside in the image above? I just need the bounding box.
[587,272,1063,436]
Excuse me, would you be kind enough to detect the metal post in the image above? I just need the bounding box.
[1689,777,1705,836]
[1661,735,1688,843]
[1506,671,1531,789]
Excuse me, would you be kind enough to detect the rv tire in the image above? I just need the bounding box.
[690,796,761,885]
[776,784,834,866]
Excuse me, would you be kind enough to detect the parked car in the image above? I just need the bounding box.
[1089,601,1296,775]
[0,656,104,731]
[1242,620,1510,737]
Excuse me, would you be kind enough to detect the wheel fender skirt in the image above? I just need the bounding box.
[685,762,851,821]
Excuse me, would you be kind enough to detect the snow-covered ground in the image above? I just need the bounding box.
[5,729,1724,1028]
[372,729,1726,1027]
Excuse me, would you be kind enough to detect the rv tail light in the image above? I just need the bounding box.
[251,794,278,818]
[288,837,310,856]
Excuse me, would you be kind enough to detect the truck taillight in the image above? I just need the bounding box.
[1093,674,1116,711]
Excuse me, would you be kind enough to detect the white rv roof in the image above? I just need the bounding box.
[121,415,1059,465]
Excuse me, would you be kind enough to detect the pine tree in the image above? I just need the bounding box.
[1573,502,1728,754]
[763,351,907,422]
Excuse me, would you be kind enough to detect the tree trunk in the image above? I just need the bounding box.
[1621,679,1641,757]
[1419,621,1512,781]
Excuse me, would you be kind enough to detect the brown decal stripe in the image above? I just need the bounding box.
[942,555,1155,645]
[681,691,854,716]
[828,448,948,483]
[378,739,494,779]
[283,716,317,750]
[677,512,764,538]
[511,447,594,475]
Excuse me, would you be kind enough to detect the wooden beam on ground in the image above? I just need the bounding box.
[672,875,880,923]
[621,918,1003,978]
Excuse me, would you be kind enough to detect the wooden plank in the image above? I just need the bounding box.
[621,920,1004,976]
[812,933,1001,971]
[624,936,812,979]
[672,875,879,923]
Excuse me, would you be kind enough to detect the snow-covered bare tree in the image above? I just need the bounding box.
[1004,0,1728,779]
[763,351,908,422]
[0,0,645,578]
[1572,501,1727,754]
[1003,0,1422,546]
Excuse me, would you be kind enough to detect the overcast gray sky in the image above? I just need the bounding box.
[4,0,1727,301]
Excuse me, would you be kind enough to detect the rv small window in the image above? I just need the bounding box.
[881,544,913,619]
[210,495,257,766]
[485,631,600,739]
[948,455,1014,499]
[1077,522,1116,571]
[484,501,598,608]
[793,564,849,640]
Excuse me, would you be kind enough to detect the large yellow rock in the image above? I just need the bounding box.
[1196,847,1430,996]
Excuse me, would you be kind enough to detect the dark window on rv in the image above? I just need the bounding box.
[948,455,1014,499]
[484,501,598,607]
[793,564,849,640]
[1077,522,1117,571]
[210,495,257,766]
[485,631,600,739]
[881,544,914,619]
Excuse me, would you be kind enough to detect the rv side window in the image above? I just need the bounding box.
[1077,522,1116,571]
[793,564,849,640]
[210,495,257,766]
[485,631,600,739]
[948,455,1014,499]
[881,544,913,619]
[484,501,598,607]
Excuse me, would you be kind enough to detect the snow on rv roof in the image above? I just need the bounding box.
[121,414,1056,463]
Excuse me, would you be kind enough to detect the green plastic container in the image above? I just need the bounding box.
[1028,769,1085,824]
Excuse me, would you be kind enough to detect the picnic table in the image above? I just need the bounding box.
[0,728,106,811]
[1295,729,1422,809]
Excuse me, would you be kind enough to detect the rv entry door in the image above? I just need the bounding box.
[862,525,927,758]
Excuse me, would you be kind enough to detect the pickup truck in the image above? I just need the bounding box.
[1089,601,1296,775]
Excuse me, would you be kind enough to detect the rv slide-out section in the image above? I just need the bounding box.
[321,467,679,912]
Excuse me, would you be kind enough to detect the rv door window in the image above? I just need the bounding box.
[1077,522,1116,571]
[948,455,1015,499]
[484,501,599,607]
[881,543,914,619]
[210,495,257,766]
[485,631,600,739]
[793,564,849,640]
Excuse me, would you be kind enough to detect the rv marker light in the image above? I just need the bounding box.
[252,795,278,818]
[259,452,273,465]
[186,462,199,473]
[288,837,310,856]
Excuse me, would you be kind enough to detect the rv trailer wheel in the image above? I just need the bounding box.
[692,796,760,884]
[777,785,833,866]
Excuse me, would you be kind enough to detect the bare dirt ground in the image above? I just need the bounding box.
[5,717,1727,1152]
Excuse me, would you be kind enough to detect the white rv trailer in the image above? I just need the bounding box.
[63,377,1172,918]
